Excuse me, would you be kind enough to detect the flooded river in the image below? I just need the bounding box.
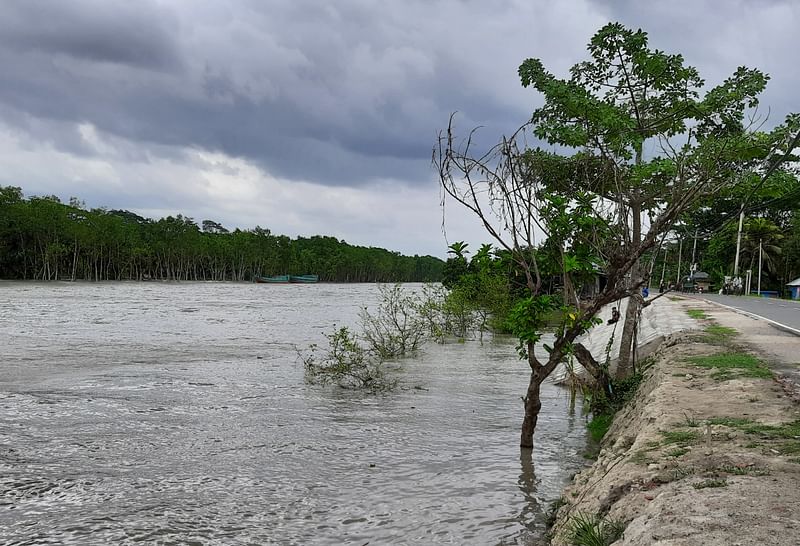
[0,282,589,545]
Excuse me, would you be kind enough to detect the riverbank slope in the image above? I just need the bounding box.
[549,298,800,545]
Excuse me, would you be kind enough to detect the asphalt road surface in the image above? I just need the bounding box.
[692,293,800,334]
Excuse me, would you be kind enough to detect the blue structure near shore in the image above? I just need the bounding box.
[787,278,800,300]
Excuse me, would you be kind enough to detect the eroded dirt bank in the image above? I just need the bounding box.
[549,320,800,545]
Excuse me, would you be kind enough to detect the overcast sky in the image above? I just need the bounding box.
[1,1,797,258]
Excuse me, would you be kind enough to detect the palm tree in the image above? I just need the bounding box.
[447,241,469,259]
[741,218,783,275]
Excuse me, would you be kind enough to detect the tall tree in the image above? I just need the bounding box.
[437,23,795,448]
[517,22,790,379]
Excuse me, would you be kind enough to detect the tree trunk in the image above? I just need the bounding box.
[573,342,611,394]
[616,292,642,379]
[617,196,643,378]
[520,366,544,448]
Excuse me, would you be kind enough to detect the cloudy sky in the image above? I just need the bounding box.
[1,1,797,257]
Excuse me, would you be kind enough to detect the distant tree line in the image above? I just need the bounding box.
[0,186,444,282]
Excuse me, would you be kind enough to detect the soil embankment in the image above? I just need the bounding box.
[549,298,800,545]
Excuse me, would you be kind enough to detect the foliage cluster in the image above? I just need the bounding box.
[441,242,518,333]
[302,326,395,392]
[585,370,646,441]
[586,414,614,443]
[0,187,444,282]
[301,283,487,391]
[677,161,800,293]
[359,284,427,358]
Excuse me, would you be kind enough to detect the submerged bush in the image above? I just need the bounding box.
[360,283,428,358]
[301,326,395,392]
[302,283,487,392]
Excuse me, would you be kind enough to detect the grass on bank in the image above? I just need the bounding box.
[707,417,800,455]
[686,309,708,320]
[565,512,625,546]
[702,324,738,344]
[670,416,800,457]
[586,367,650,443]
[661,429,699,446]
[687,352,773,380]
[587,414,614,442]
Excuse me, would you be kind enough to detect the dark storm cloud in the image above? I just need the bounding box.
[0,0,542,187]
[0,0,181,70]
[0,0,796,192]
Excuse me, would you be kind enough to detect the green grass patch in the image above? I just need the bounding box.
[661,430,699,446]
[708,417,754,428]
[693,478,728,489]
[703,418,800,456]
[701,324,739,344]
[706,417,800,438]
[587,413,614,442]
[778,441,800,455]
[739,419,800,439]
[687,353,773,380]
[565,512,625,546]
[686,309,708,320]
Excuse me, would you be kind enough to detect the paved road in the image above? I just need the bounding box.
[691,294,800,335]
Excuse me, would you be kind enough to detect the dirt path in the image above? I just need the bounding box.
[548,297,800,545]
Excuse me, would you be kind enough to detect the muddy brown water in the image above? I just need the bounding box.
[0,282,589,544]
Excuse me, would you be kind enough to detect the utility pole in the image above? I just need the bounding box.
[758,239,763,296]
[660,248,669,286]
[690,228,698,285]
[733,208,745,277]
[675,237,683,288]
